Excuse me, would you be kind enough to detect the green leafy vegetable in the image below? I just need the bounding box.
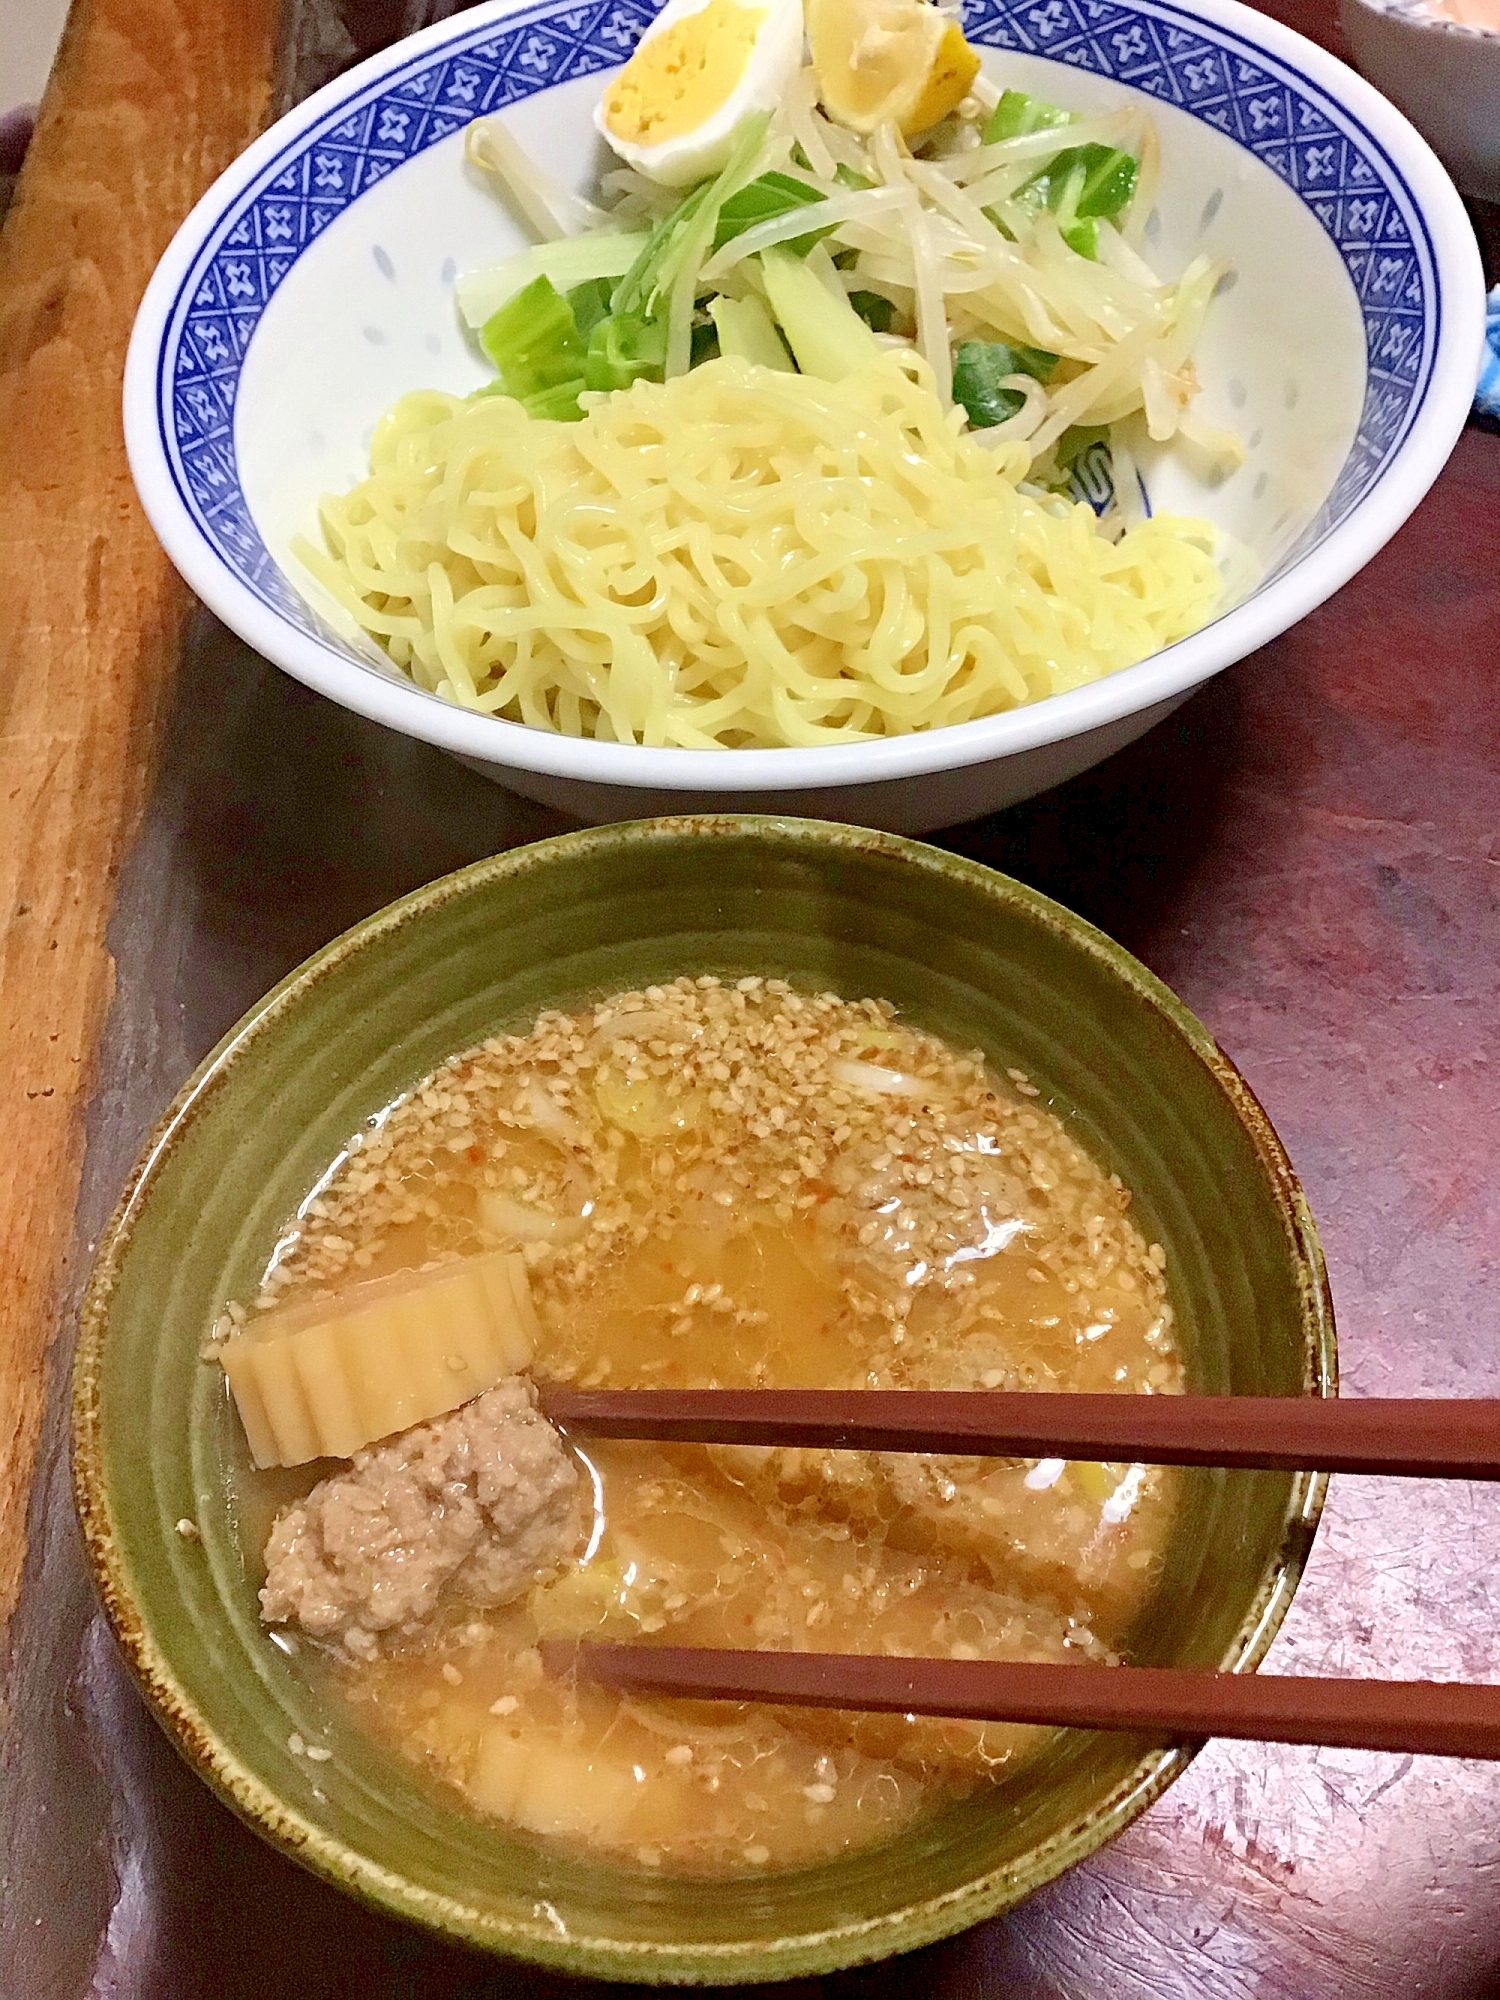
[1053,423,1110,470]
[1003,339,1058,381]
[715,171,830,257]
[951,339,1059,429]
[602,116,769,382]
[978,91,1138,258]
[1044,145,1138,243]
[690,318,720,369]
[951,342,1023,428]
[848,290,895,334]
[707,292,795,370]
[454,232,648,330]
[982,89,1074,144]
[757,247,883,380]
[611,182,715,321]
[1063,145,1139,220]
[1023,144,1139,256]
[565,277,614,339]
[613,116,769,319]
[666,122,772,377]
[525,381,594,421]
[479,274,586,419]
[584,310,668,393]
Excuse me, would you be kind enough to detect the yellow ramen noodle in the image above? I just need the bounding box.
[232,977,1184,1877]
[299,357,1222,749]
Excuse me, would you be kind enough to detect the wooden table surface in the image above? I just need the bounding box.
[2,1,1498,1994]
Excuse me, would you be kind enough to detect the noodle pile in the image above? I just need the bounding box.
[300,356,1222,748]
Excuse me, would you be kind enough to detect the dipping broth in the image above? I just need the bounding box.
[220,975,1182,1876]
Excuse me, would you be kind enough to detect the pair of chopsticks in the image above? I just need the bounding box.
[537,1386,1500,1759]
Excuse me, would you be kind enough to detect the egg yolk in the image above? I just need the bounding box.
[603,0,768,146]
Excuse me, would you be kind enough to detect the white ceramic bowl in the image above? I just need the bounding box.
[124,0,1484,833]
[1341,0,1500,202]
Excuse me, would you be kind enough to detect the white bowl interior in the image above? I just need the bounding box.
[239,53,1367,643]
[134,0,1479,828]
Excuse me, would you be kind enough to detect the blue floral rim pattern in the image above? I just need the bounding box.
[1477,285,1500,422]
[158,0,1441,643]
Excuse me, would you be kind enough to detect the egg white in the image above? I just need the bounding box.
[594,0,807,188]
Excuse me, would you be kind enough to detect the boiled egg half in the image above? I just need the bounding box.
[595,0,806,188]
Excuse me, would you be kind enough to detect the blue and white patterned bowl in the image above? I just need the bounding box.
[124,0,1484,832]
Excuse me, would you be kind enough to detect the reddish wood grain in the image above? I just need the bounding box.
[560,1642,1500,1758]
[0,0,1497,1992]
[539,1387,1500,1478]
[0,0,280,1631]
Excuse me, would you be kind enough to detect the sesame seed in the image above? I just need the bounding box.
[226,972,1178,1879]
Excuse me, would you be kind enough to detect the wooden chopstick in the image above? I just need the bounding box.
[538,1390,1500,1757]
[543,1642,1500,1760]
[537,1387,1500,1480]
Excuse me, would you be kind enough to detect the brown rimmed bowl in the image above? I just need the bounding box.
[73,816,1334,1983]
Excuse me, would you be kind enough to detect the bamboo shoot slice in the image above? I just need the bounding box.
[218,1250,537,1468]
[246,1335,322,1469]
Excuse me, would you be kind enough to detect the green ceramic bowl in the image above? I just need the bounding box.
[73,817,1334,1984]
